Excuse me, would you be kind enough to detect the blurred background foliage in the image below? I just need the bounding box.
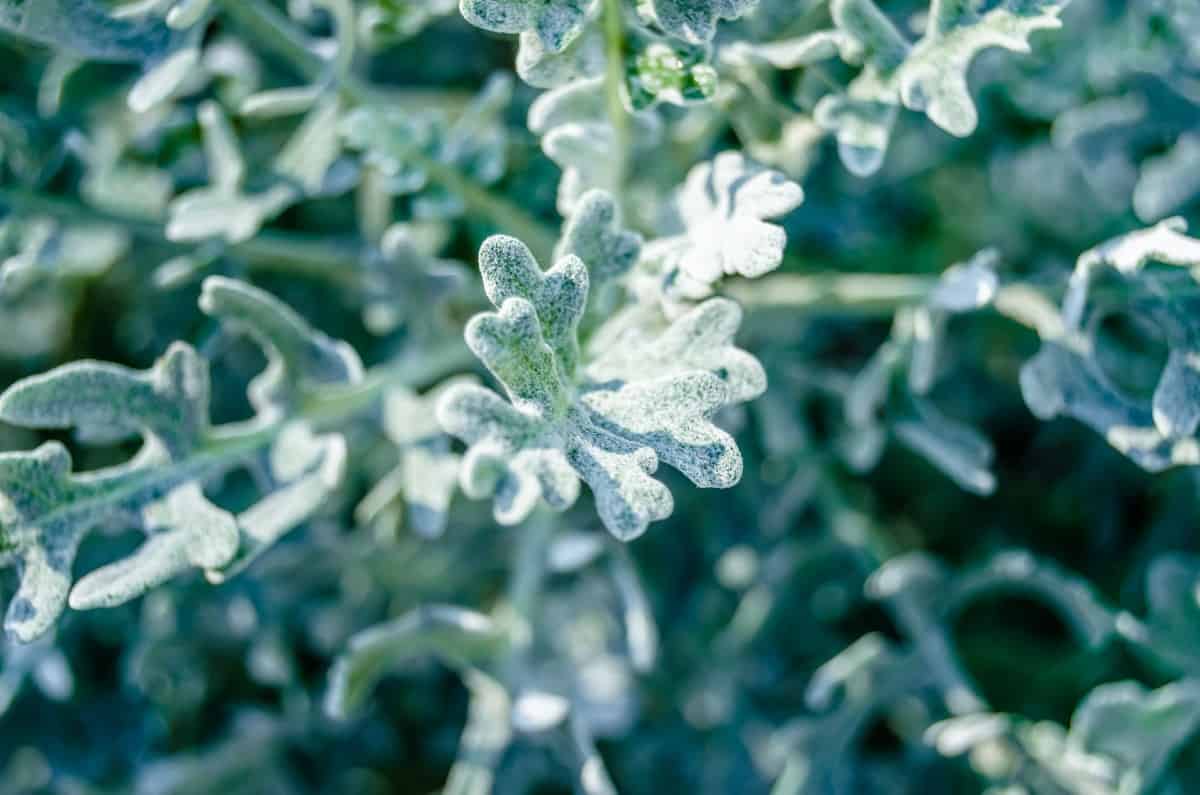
[1,0,1199,793]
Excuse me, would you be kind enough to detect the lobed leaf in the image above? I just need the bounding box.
[439,235,757,539]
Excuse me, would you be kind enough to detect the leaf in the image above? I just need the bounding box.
[516,26,605,88]
[324,604,508,719]
[438,235,755,539]
[1066,680,1200,794]
[658,151,803,289]
[165,103,299,244]
[554,190,642,290]
[587,297,766,404]
[807,0,1066,175]
[1117,555,1200,677]
[357,377,472,539]
[128,46,201,113]
[200,276,364,416]
[1020,219,1200,471]
[458,0,590,53]
[650,0,758,44]
[0,0,181,63]
[0,278,359,641]
[528,78,661,214]
[898,0,1068,137]
[67,484,237,609]
[361,224,468,335]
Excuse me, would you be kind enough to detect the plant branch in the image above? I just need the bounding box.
[215,0,558,261]
[0,186,363,285]
[602,0,630,214]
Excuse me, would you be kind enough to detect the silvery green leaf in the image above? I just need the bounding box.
[0,277,361,640]
[439,235,752,539]
[830,0,909,72]
[0,341,209,456]
[199,100,245,190]
[1133,133,1200,223]
[529,78,660,213]
[587,297,766,404]
[273,95,343,195]
[892,397,995,496]
[458,0,590,52]
[897,0,1067,137]
[0,343,211,641]
[166,0,212,29]
[362,223,467,335]
[0,633,73,715]
[208,423,347,581]
[238,86,322,119]
[554,189,641,290]
[1020,219,1200,470]
[650,0,758,44]
[665,151,803,286]
[165,184,296,244]
[477,235,588,378]
[67,483,237,609]
[199,276,363,416]
[721,31,862,70]
[542,123,618,215]
[324,604,508,719]
[0,0,181,63]
[807,0,1065,175]
[128,46,201,113]
[928,249,999,313]
[813,82,898,177]
[1066,680,1200,794]
[165,102,299,243]
[1117,555,1200,677]
[516,25,605,88]
[359,377,473,538]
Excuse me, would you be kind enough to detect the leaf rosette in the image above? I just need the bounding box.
[437,233,764,540]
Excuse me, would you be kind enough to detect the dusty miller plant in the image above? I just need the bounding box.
[0,0,1199,792]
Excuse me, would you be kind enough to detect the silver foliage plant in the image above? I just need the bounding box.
[3,0,1200,793]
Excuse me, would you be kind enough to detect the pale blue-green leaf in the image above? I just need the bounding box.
[325,604,508,719]
[651,0,757,44]
[669,151,803,285]
[200,276,363,415]
[67,483,237,609]
[0,0,180,62]
[459,0,589,52]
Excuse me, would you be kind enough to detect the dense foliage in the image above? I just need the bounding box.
[0,0,1199,792]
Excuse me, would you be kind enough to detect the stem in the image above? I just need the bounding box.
[216,0,558,260]
[0,186,363,285]
[725,272,1058,335]
[601,0,630,213]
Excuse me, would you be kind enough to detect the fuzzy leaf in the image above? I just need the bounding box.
[459,0,589,53]
[651,0,758,44]
[898,0,1068,137]
[0,279,357,641]
[809,0,1066,175]
[554,190,641,289]
[1066,680,1200,793]
[325,604,508,719]
[1117,555,1200,677]
[439,235,754,539]
[200,276,364,416]
[657,151,802,289]
[1020,219,1200,471]
[0,0,181,63]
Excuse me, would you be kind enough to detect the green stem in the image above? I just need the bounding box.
[725,272,1058,335]
[0,186,363,285]
[601,0,630,214]
[216,0,558,260]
